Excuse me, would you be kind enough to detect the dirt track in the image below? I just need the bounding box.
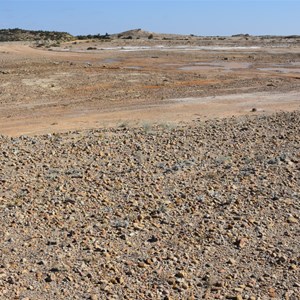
[0,37,300,136]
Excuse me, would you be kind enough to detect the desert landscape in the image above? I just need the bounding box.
[1,29,300,135]
[0,29,299,299]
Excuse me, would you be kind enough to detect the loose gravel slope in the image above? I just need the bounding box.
[0,111,299,299]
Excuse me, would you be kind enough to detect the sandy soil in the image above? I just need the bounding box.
[0,37,299,136]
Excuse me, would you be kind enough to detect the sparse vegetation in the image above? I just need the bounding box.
[118,121,130,128]
[158,122,176,131]
[142,121,152,132]
[76,33,110,40]
[0,28,74,42]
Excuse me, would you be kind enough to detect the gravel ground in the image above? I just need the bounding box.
[0,111,299,300]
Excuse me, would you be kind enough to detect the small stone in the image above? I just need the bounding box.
[110,278,117,284]
[167,278,176,285]
[116,276,124,284]
[36,272,43,281]
[90,295,98,300]
[267,82,276,87]
[268,287,276,298]
[144,258,152,265]
[175,271,186,278]
[228,258,236,265]
[138,262,147,268]
[236,237,248,248]
[287,216,298,224]
[147,235,158,243]
[293,282,300,287]
[7,276,15,284]
[45,273,56,282]
[181,281,189,289]
[226,295,243,300]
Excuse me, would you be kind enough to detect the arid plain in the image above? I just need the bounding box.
[0,31,299,299]
[1,30,300,135]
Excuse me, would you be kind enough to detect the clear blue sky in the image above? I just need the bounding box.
[1,0,299,36]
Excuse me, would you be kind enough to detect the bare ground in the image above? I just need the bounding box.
[0,37,299,136]
[0,36,300,300]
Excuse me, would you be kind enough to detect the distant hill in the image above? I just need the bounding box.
[111,28,194,40]
[113,28,155,39]
[76,29,157,40]
[0,28,74,42]
[2,28,298,43]
[0,27,194,43]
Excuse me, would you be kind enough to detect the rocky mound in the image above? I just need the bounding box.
[114,28,155,39]
[0,111,299,299]
[111,28,193,40]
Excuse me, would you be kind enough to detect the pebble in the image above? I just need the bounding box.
[236,237,248,249]
[287,216,298,224]
[175,271,187,278]
[268,287,277,298]
[228,258,236,265]
[45,273,56,282]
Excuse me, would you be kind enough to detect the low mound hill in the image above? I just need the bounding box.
[114,28,155,39]
[0,28,74,42]
[111,28,196,40]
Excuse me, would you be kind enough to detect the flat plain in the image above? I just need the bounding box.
[0,31,300,135]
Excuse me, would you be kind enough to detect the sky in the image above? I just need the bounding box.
[0,0,299,36]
